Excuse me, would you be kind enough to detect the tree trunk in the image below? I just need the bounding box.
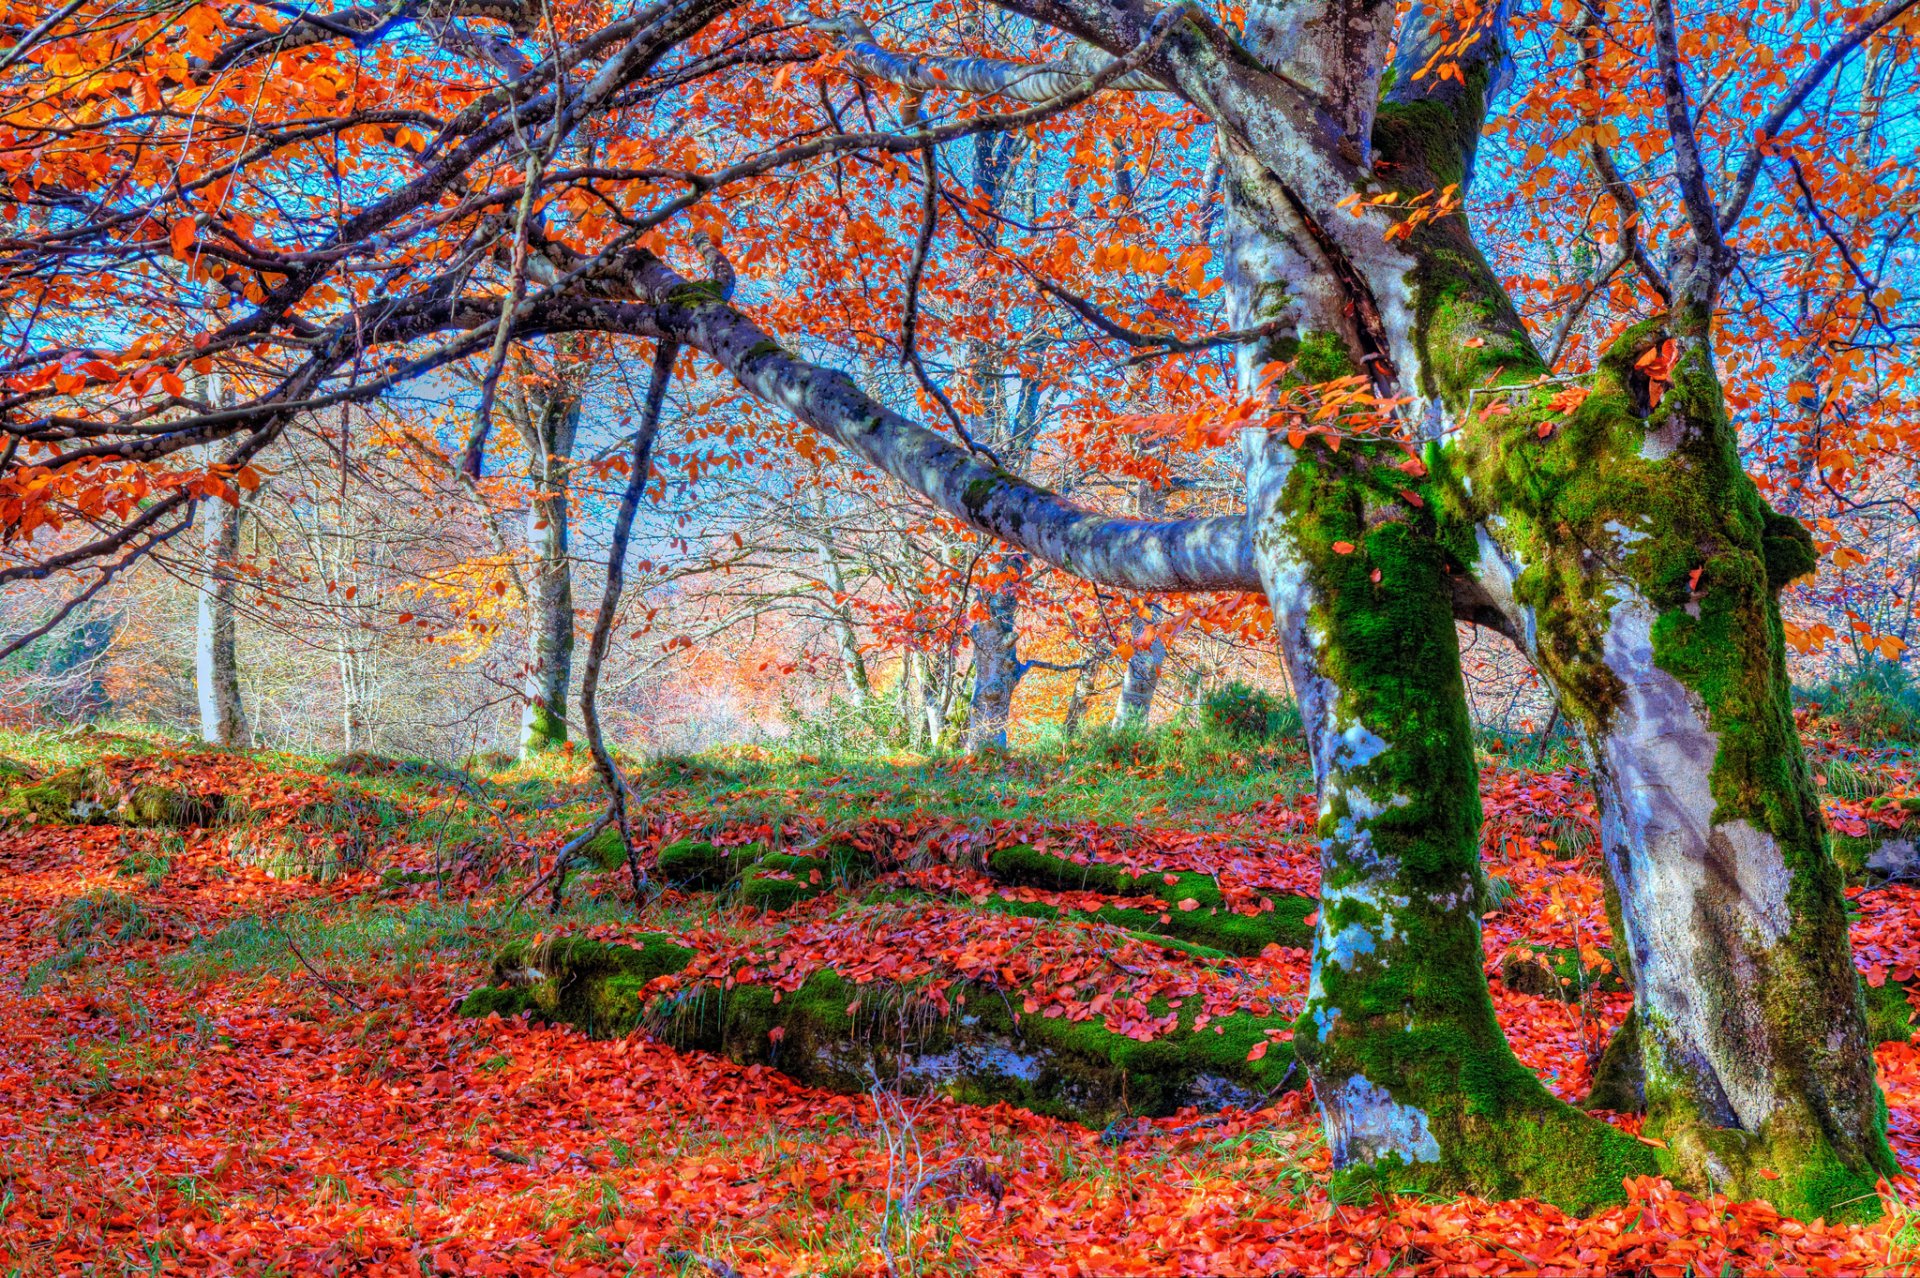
[818,540,870,704]
[1461,331,1894,1215]
[1111,611,1165,729]
[196,490,247,748]
[1243,430,1652,1210]
[965,555,1026,753]
[1061,659,1097,742]
[517,386,579,756]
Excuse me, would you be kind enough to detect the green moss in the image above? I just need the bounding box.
[985,844,1314,955]
[521,703,567,752]
[1863,976,1914,1045]
[664,280,725,306]
[13,768,109,823]
[741,339,789,362]
[458,985,534,1019]
[1583,1013,1646,1113]
[578,825,628,872]
[1761,508,1818,590]
[461,934,698,1037]
[656,838,767,887]
[741,854,833,909]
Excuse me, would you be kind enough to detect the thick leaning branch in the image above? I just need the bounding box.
[547,250,1259,593]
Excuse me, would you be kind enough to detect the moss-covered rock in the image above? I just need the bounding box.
[459,935,699,1036]
[985,844,1315,956]
[8,766,217,828]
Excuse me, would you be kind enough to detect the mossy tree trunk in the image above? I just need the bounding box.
[1239,426,1653,1211]
[1362,7,1896,1217]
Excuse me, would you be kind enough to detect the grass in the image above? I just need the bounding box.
[629,731,1312,831]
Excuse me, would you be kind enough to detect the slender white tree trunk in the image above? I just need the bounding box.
[196,491,247,748]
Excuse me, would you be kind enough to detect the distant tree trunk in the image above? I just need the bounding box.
[965,556,1026,753]
[818,540,870,704]
[900,650,927,749]
[921,645,951,747]
[1111,606,1165,729]
[1111,482,1169,728]
[195,490,247,748]
[1061,659,1098,742]
[515,380,580,757]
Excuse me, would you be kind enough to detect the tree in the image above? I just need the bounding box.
[2,0,1912,1215]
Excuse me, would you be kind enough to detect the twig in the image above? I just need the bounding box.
[659,1249,743,1278]
[271,919,365,1011]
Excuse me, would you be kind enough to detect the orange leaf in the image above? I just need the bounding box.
[1332,541,1355,555]
[1246,1040,1269,1061]
[170,218,196,259]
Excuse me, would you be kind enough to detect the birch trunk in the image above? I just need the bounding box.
[196,490,247,748]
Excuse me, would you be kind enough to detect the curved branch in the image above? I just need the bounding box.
[572,252,1259,593]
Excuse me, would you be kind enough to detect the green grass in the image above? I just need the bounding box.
[630,733,1312,831]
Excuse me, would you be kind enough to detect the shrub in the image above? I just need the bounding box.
[1803,660,1920,746]
[1199,682,1297,743]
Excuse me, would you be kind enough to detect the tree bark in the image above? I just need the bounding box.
[514,380,580,756]
[1111,607,1165,729]
[195,489,247,748]
[965,556,1025,753]
[817,539,870,704]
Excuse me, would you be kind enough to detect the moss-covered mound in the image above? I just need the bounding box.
[984,844,1316,956]
[6,765,219,828]
[656,838,768,888]
[459,936,1301,1126]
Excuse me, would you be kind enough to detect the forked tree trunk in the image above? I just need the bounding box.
[195,490,247,748]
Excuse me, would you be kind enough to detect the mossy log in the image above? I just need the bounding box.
[459,936,1302,1126]
[984,844,1316,956]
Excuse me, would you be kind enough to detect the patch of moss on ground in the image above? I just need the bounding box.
[985,843,1314,956]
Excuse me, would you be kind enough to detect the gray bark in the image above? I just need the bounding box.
[195,488,247,748]
[512,379,580,756]
[965,558,1024,752]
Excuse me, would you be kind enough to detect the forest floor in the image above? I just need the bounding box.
[0,720,1918,1275]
